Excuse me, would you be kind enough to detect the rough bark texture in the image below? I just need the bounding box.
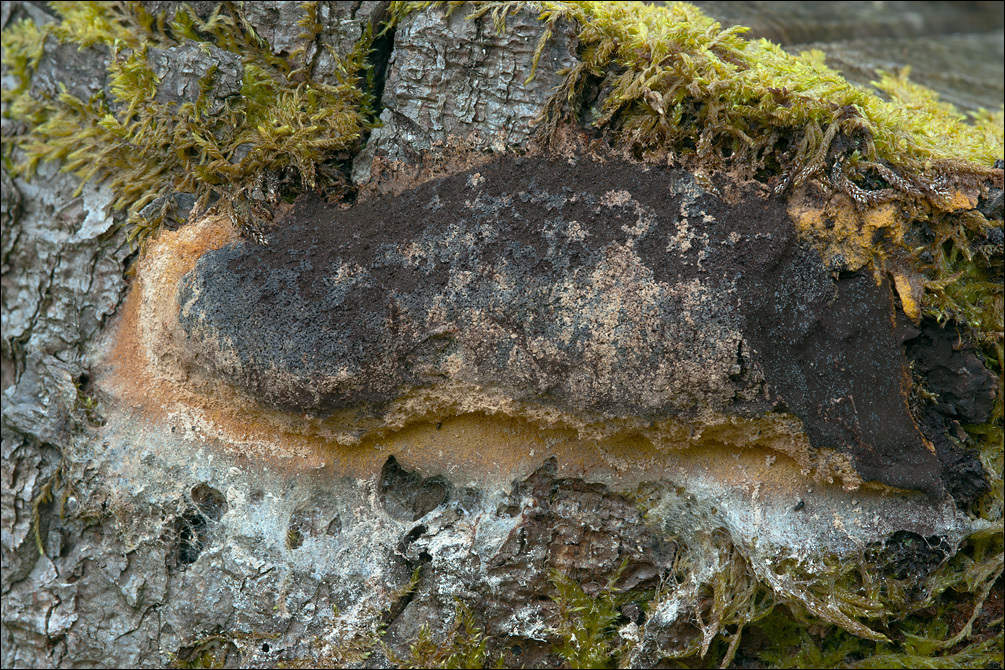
[1,2,1002,668]
[352,5,578,182]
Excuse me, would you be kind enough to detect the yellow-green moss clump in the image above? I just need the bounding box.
[1,1,376,245]
[2,2,1002,668]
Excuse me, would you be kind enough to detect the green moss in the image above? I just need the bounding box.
[754,614,866,669]
[401,2,1000,184]
[630,481,1004,668]
[29,465,59,556]
[1,1,378,246]
[285,524,303,550]
[752,603,1003,669]
[386,600,494,669]
[72,379,104,427]
[549,565,626,669]
[167,634,233,669]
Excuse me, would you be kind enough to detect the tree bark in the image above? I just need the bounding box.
[2,2,1002,668]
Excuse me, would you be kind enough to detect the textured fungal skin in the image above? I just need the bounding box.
[177,157,943,493]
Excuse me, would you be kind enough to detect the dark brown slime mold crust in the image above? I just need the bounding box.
[178,157,946,494]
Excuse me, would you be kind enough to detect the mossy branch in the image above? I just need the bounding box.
[2,0,376,247]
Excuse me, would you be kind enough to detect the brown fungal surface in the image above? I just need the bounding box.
[146,156,967,495]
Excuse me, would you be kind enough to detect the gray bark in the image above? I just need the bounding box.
[1,2,1002,668]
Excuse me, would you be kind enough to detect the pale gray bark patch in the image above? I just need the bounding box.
[0,169,20,266]
[311,1,391,86]
[243,0,312,56]
[1,14,131,662]
[318,1,391,59]
[149,41,244,114]
[243,0,392,88]
[2,352,78,444]
[29,36,109,104]
[1,2,14,30]
[0,429,65,668]
[0,161,130,373]
[352,5,579,183]
[0,169,20,391]
[0,158,129,664]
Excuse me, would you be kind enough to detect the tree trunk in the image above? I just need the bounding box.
[2,2,1002,668]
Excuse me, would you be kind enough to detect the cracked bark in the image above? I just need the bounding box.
[1,2,1002,668]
